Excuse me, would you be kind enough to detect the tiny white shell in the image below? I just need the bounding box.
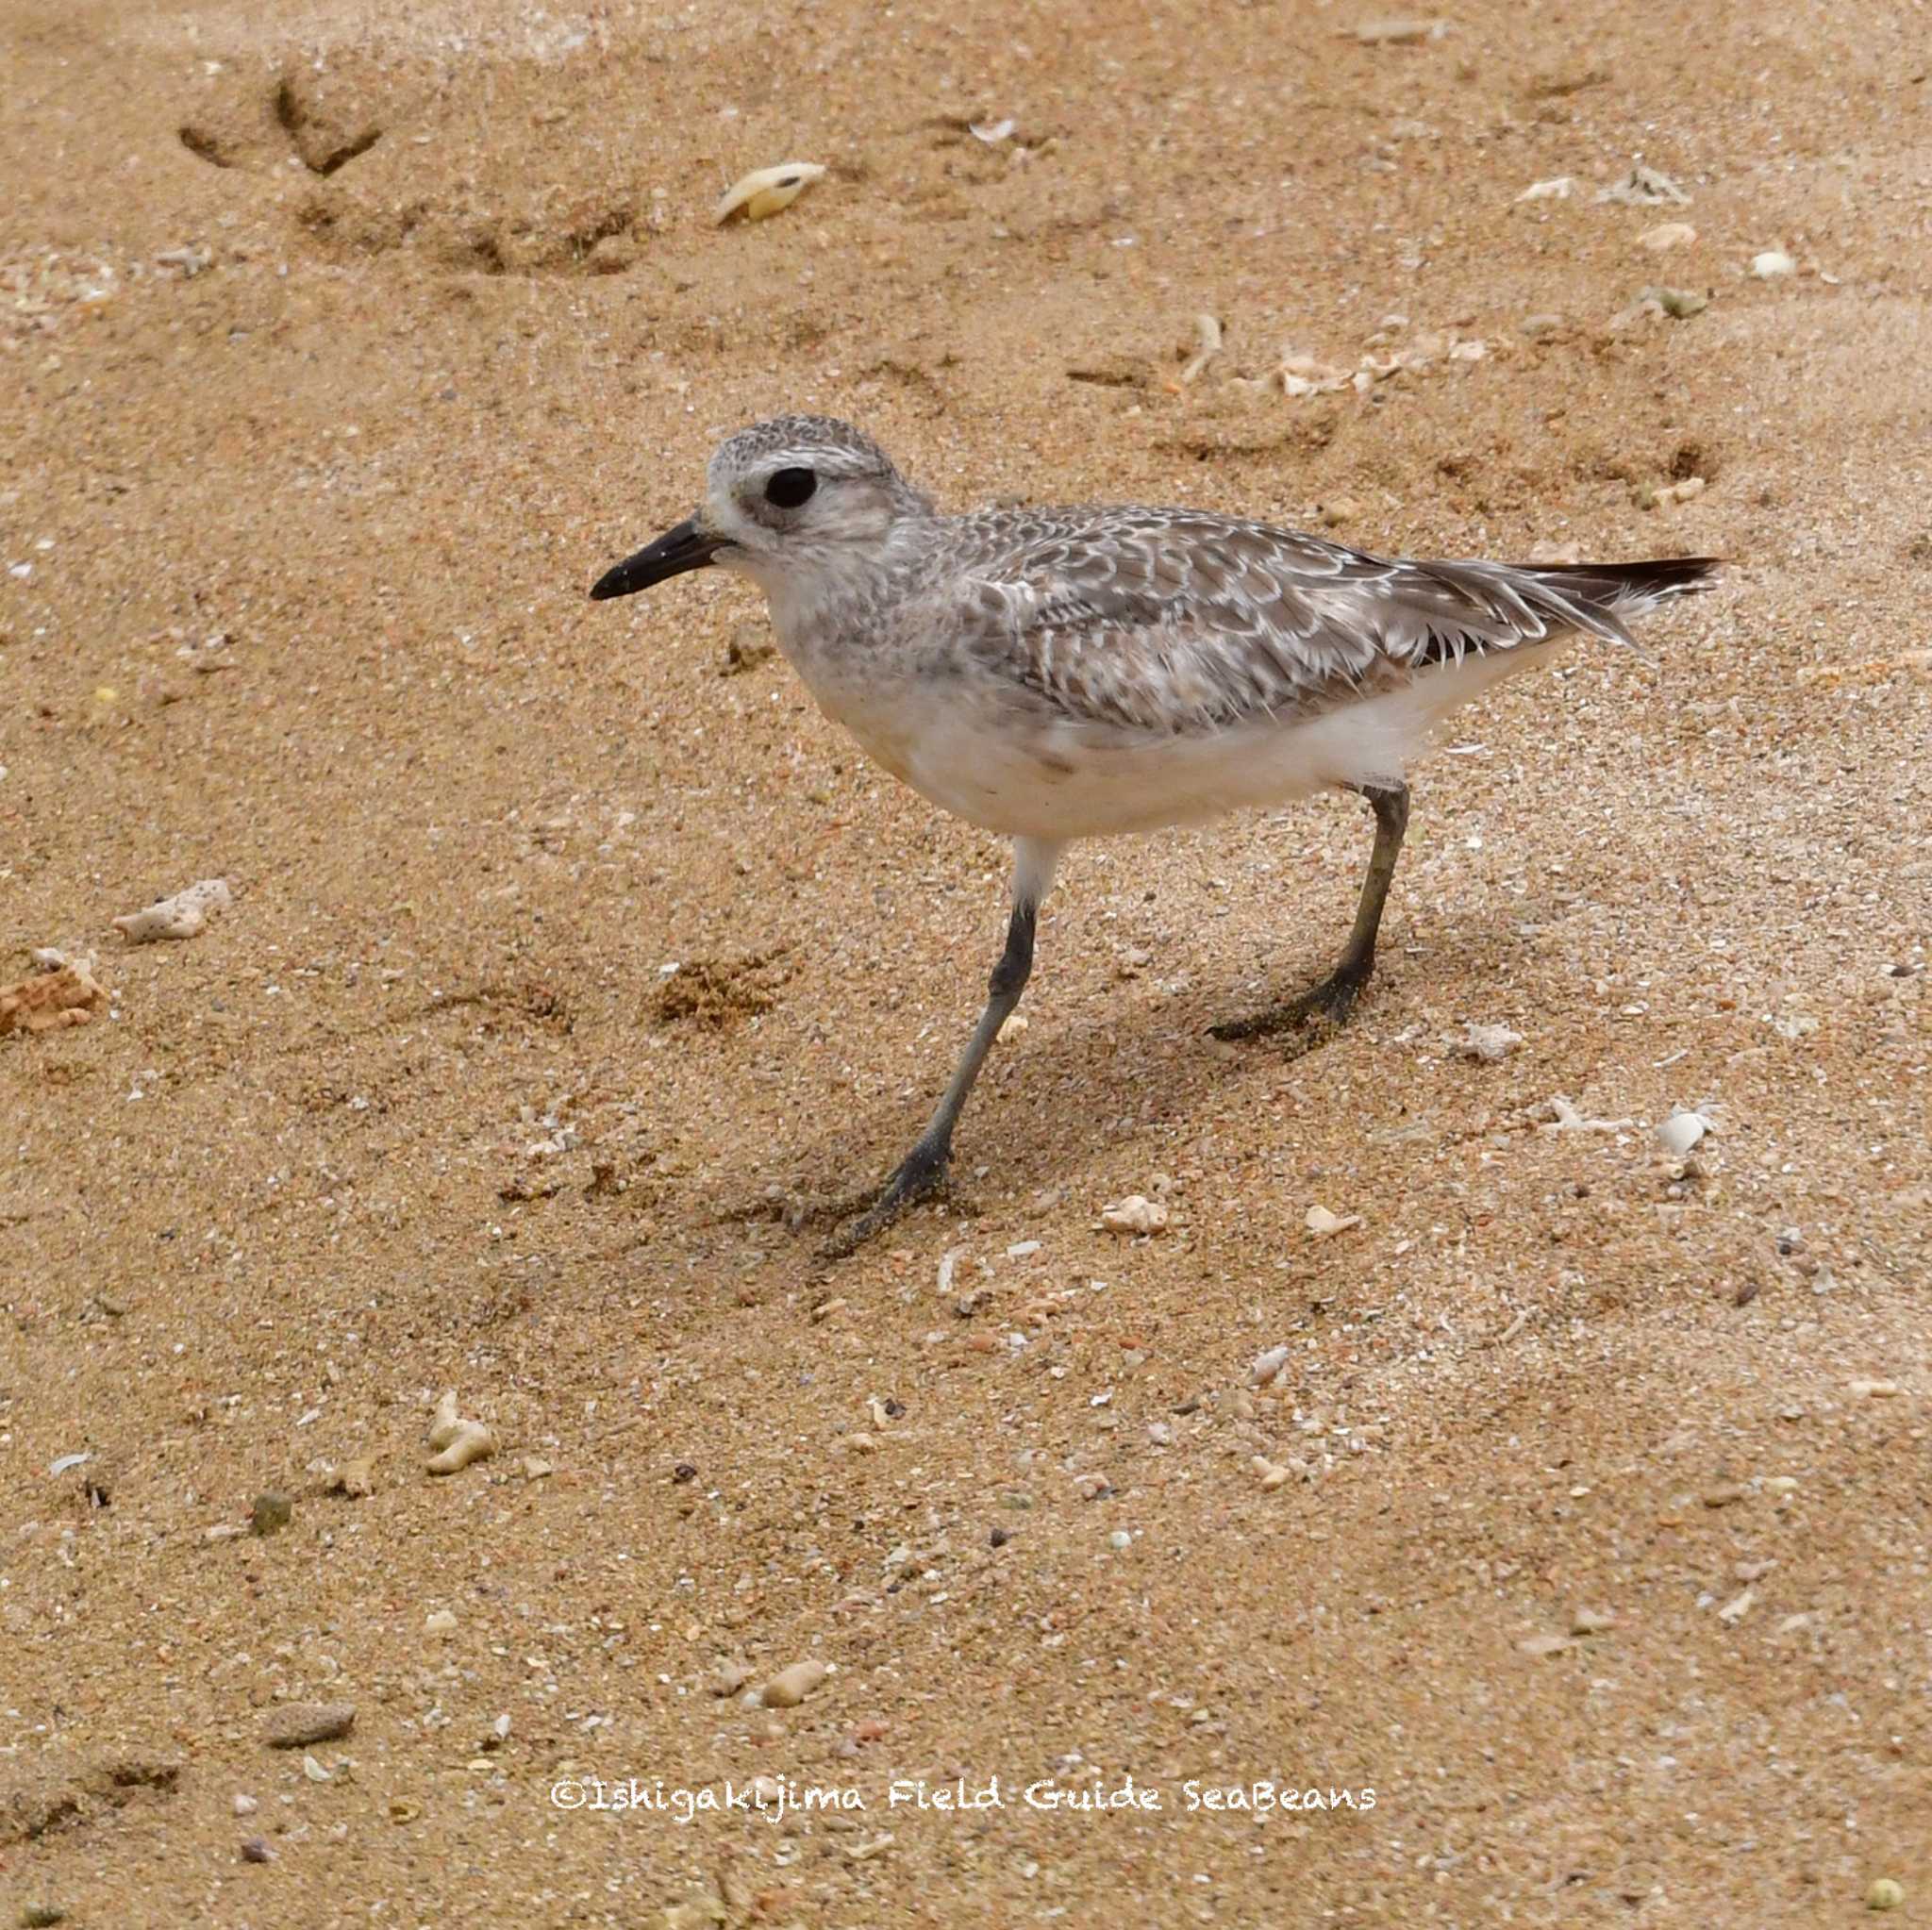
[1305,1204,1362,1238]
[1656,1110,1707,1158]
[1249,1344,1291,1385]
[714,161,826,225]
[1749,248,1797,279]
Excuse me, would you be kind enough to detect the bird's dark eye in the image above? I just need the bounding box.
[764,467,817,509]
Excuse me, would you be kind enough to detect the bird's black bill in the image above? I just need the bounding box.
[590,518,721,600]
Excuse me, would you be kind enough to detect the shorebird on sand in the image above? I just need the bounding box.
[592,415,1717,1254]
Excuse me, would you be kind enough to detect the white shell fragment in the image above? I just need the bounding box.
[1539,1095,1635,1135]
[714,161,826,225]
[113,876,232,942]
[1639,222,1698,252]
[969,117,1016,144]
[1515,175,1575,203]
[1305,1205,1362,1238]
[1459,1021,1524,1062]
[1342,18,1451,44]
[1100,1194,1169,1235]
[1656,1109,1708,1159]
[1749,248,1797,279]
[426,1389,495,1475]
[1249,1344,1291,1386]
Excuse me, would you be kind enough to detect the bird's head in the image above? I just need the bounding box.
[590,415,931,608]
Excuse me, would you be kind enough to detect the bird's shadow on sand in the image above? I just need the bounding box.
[695,924,1506,1250]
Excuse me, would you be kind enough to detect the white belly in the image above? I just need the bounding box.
[836,641,1572,840]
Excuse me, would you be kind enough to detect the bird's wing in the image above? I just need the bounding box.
[941,507,1620,736]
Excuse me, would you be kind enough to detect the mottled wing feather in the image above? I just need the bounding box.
[941,507,1615,737]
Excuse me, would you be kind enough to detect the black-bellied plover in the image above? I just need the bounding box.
[592,415,1717,1252]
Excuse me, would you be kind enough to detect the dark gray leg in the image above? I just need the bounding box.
[824,838,1061,1256]
[1211,782,1411,1041]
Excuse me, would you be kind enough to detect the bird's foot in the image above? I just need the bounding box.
[818,1141,951,1260]
[1209,966,1368,1043]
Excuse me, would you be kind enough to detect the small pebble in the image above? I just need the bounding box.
[425,1608,458,1637]
[1750,249,1797,279]
[251,1491,293,1536]
[709,1658,752,1697]
[1251,1456,1291,1490]
[335,1456,376,1498]
[759,1658,829,1708]
[1640,476,1707,509]
[1518,1633,1573,1657]
[990,1526,1010,1547]
[233,1792,258,1816]
[1108,1529,1132,1550]
[1717,1587,1755,1624]
[241,1836,274,1864]
[1570,1606,1619,1635]
[1849,1379,1900,1399]
[1867,1879,1905,1912]
[1100,1194,1168,1236]
[1639,221,1698,251]
[21,1909,67,1928]
[264,1702,357,1749]
[1702,1483,1746,1507]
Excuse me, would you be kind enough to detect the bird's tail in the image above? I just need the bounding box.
[1513,556,1722,649]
